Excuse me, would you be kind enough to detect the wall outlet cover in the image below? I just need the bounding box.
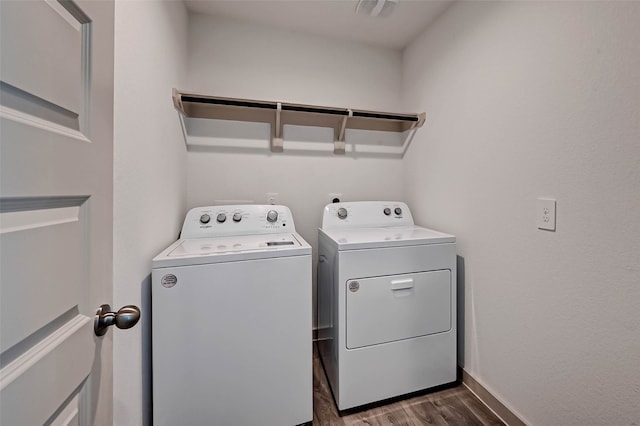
[266,193,278,205]
[537,198,556,231]
[329,193,343,204]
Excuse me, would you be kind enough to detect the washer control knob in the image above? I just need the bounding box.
[383,208,391,216]
[394,207,402,216]
[337,207,348,219]
[200,214,211,224]
[266,210,278,223]
[216,213,227,223]
[233,213,242,222]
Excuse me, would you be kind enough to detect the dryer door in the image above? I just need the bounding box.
[346,270,451,349]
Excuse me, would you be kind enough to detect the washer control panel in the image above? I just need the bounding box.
[322,201,414,229]
[181,205,296,238]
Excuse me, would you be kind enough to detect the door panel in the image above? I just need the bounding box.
[0,202,86,350]
[346,270,451,349]
[0,0,83,115]
[50,394,81,426]
[0,316,92,425]
[0,0,114,424]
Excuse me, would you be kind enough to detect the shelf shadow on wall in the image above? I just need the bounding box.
[186,143,403,159]
[182,117,406,159]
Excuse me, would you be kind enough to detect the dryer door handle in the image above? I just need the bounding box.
[390,278,414,291]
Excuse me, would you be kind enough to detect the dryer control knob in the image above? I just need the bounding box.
[337,207,348,219]
[383,208,391,216]
[233,213,242,222]
[200,214,211,224]
[394,207,402,216]
[266,210,278,222]
[216,213,227,223]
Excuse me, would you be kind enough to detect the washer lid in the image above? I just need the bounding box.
[319,226,455,250]
[152,232,311,268]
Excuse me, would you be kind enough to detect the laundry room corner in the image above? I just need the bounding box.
[183,13,411,329]
[4,0,639,424]
[113,1,189,425]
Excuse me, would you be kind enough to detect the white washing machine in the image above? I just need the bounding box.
[152,205,312,426]
[317,201,456,411]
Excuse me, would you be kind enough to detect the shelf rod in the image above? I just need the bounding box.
[352,111,418,122]
[181,96,276,110]
[282,105,348,116]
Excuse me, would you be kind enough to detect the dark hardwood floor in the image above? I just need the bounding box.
[312,346,504,426]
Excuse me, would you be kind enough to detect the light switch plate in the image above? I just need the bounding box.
[537,198,556,231]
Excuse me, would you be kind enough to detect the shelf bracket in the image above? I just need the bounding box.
[271,102,283,153]
[334,109,352,155]
[171,88,184,114]
[400,112,426,156]
[172,89,189,148]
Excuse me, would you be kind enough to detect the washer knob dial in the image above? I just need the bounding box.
[216,213,227,223]
[383,208,391,216]
[394,207,402,216]
[233,213,242,222]
[200,214,211,224]
[337,207,348,219]
[266,210,278,223]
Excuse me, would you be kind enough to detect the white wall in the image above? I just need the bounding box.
[403,2,640,425]
[113,2,188,425]
[186,14,406,325]
[187,14,403,110]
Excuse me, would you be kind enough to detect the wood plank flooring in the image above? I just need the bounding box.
[312,346,504,426]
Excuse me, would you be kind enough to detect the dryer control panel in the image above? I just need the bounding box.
[322,201,414,229]
[181,205,295,238]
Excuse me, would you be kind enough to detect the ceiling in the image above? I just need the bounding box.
[184,0,454,50]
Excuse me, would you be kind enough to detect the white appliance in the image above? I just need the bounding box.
[152,205,312,426]
[317,201,456,411]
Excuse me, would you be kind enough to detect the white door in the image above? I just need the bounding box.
[1,0,120,424]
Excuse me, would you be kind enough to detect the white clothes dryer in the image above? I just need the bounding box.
[152,205,312,426]
[317,201,456,411]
